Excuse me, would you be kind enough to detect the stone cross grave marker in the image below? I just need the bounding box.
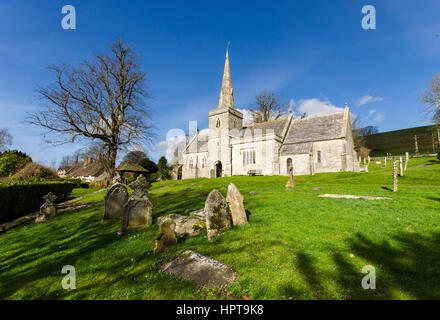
[35,192,57,223]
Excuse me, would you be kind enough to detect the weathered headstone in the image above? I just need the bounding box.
[154,217,178,254]
[35,192,57,223]
[404,152,409,171]
[414,135,419,156]
[121,174,153,232]
[399,157,403,176]
[365,165,369,173]
[103,183,129,220]
[384,157,387,168]
[157,213,206,237]
[160,250,239,289]
[204,189,232,240]
[393,161,398,192]
[226,183,248,226]
[367,156,371,165]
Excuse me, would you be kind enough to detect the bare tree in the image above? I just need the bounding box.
[27,39,154,177]
[248,90,287,123]
[420,73,440,124]
[0,128,12,152]
[351,114,366,151]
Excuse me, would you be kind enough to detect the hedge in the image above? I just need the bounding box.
[0,181,75,224]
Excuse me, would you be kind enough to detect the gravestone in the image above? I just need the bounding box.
[204,189,232,240]
[367,156,371,165]
[404,152,409,171]
[154,217,178,254]
[160,250,240,289]
[384,157,387,168]
[399,157,404,176]
[157,213,206,237]
[393,161,398,192]
[103,183,129,220]
[226,183,248,226]
[121,174,153,232]
[35,192,57,223]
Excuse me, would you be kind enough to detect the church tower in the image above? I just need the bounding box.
[207,49,243,177]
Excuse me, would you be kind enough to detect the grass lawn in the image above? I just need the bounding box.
[0,157,439,300]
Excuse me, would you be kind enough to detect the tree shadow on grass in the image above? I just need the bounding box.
[279,232,440,300]
[0,208,123,299]
[343,232,440,299]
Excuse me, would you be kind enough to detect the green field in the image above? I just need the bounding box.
[365,125,439,157]
[1,157,439,300]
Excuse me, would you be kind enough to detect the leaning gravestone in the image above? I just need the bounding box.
[121,174,153,232]
[35,192,57,223]
[160,250,239,289]
[226,183,248,226]
[157,213,206,237]
[103,183,129,220]
[154,217,178,254]
[204,189,232,240]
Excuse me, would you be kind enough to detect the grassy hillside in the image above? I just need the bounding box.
[364,125,439,157]
[1,157,439,300]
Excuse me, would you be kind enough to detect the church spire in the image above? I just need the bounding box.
[218,48,234,109]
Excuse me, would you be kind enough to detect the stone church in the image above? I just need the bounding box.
[177,51,360,179]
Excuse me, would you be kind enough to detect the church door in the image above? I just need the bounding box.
[215,162,222,178]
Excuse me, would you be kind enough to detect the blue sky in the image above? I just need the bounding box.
[0,0,439,165]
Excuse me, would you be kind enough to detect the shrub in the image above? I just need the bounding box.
[12,163,58,181]
[0,150,32,177]
[60,178,82,188]
[0,181,75,223]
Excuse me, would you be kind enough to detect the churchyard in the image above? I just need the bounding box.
[0,156,439,300]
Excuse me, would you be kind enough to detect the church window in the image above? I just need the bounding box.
[189,158,193,169]
[202,157,206,168]
[243,150,256,165]
[216,119,221,128]
[317,151,322,163]
[234,120,237,128]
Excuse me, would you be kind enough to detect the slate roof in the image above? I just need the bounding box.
[280,142,313,156]
[283,112,346,144]
[60,161,105,178]
[244,118,288,138]
[184,133,209,154]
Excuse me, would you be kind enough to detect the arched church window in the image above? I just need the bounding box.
[216,119,221,128]
[252,150,256,164]
[317,151,322,163]
[234,120,237,128]
[189,158,193,168]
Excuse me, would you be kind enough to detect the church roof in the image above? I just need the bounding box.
[280,142,313,155]
[244,118,289,138]
[283,112,346,144]
[184,133,209,154]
